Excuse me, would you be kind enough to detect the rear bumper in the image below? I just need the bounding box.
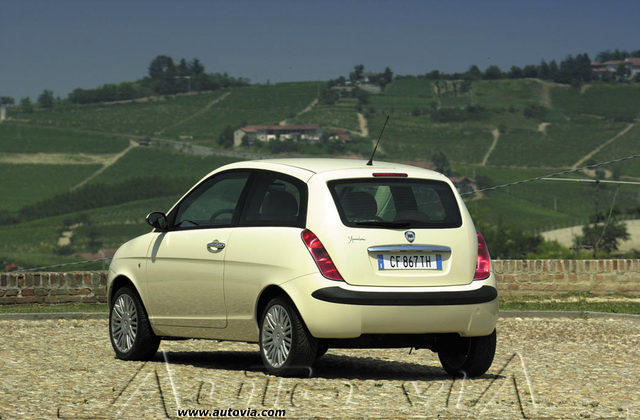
[280,273,498,339]
[311,285,497,306]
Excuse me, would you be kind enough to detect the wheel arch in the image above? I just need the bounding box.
[255,284,296,327]
[109,275,145,307]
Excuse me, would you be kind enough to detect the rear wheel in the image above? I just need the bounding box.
[259,297,317,376]
[109,286,160,361]
[437,330,496,377]
[316,343,329,359]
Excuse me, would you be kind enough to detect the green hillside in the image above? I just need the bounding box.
[1,78,640,268]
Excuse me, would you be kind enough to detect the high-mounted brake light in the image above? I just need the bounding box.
[474,232,491,280]
[372,172,408,177]
[301,229,344,281]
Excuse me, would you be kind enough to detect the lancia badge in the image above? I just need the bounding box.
[405,231,415,243]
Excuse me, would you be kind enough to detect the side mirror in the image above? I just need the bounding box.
[146,212,168,230]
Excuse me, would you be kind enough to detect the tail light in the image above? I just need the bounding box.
[301,229,344,281]
[372,172,408,177]
[474,232,491,280]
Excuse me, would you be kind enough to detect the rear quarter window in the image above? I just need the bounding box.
[328,178,462,229]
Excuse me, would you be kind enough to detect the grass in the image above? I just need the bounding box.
[20,90,227,137]
[591,124,640,177]
[2,299,638,315]
[289,100,360,132]
[0,163,102,211]
[488,116,627,166]
[88,147,239,185]
[160,83,321,140]
[471,79,544,109]
[499,296,640,315]
[456,164,640,231]
[0,122,129,153]
[551,83,640,122]
[367,114,494,162]
[383,77,433,97]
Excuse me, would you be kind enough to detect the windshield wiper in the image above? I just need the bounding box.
[354,220,411,228]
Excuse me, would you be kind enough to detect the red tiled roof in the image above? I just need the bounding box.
[603,60,624,66]
[625,57,640,66]
[592,68,611,73]
[240,125,320,133]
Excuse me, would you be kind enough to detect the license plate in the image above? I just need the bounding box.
[377,254,442,270]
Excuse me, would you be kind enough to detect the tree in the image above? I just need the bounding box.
[431,151,451,176]
[353,64,364,81]
[38,90,54,108]
[483,65,502,80]
[615,63,631,81]
[189,58,205,75]
[508,66,523,79]
[538,60,551,80]
[319,86,339,105]
[522,64,538,78]
[20,97,33,113]
[466,65,482,80]
[379,67,394,89]
[574,217,629,257]
[0,96,14,105]
[148,55,174,79]
[177,58,189,76]
[217,125,235,148]
[354,87,370,105]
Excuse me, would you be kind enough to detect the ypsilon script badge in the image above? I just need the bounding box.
[404,231,415,243]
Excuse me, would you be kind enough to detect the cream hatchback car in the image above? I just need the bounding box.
[107,158,497,376]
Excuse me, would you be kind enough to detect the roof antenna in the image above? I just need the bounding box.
[366,114,389,166]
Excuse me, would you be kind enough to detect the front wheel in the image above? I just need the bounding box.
[437,330,496,378]
[109,286,160,361]
[259,297,318,376]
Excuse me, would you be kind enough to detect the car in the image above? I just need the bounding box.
[107,158,497,377]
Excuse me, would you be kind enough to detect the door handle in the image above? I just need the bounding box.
[207,240,225,250]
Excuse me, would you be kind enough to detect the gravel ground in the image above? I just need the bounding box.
[0,317,639,419]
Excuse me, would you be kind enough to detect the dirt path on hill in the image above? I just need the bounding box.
[538,122,550,134]
[481,128,500,166]
[72,141,138,190]
[534,79,568,108]
[155,92,230,135]
[572,123,635,169]
[279,98,318,125]
[358,112,369,137]
[0,153,114,165]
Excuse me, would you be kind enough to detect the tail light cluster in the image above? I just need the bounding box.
[301,229,344,281]
[474,232,491,280]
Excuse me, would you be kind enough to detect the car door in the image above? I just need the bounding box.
[145,170,251,329]
[223,170,311,326]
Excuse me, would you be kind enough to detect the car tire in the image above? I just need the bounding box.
[316,343,329,359]
[437,330,496,378]
[259,297,318,376]
[109,286,160,361]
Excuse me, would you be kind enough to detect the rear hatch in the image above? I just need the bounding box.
[318,174,476,287]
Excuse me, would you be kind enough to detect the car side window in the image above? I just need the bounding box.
[173,171,250,229]
[239,171,306,227]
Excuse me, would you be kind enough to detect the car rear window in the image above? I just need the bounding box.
[328,178,462,229]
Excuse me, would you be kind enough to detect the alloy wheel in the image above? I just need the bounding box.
[111,294,139,353]
[261,304,293,368]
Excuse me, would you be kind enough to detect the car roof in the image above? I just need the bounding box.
[223,158,437,175]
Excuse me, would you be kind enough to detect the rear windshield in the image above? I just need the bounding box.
[328,178,462,229]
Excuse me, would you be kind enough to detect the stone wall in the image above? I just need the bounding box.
[492,259,640,296]
[0,272,107,305]
[0,259,639,305]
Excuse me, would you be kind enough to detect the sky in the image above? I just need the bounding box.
[1,0,639,100]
